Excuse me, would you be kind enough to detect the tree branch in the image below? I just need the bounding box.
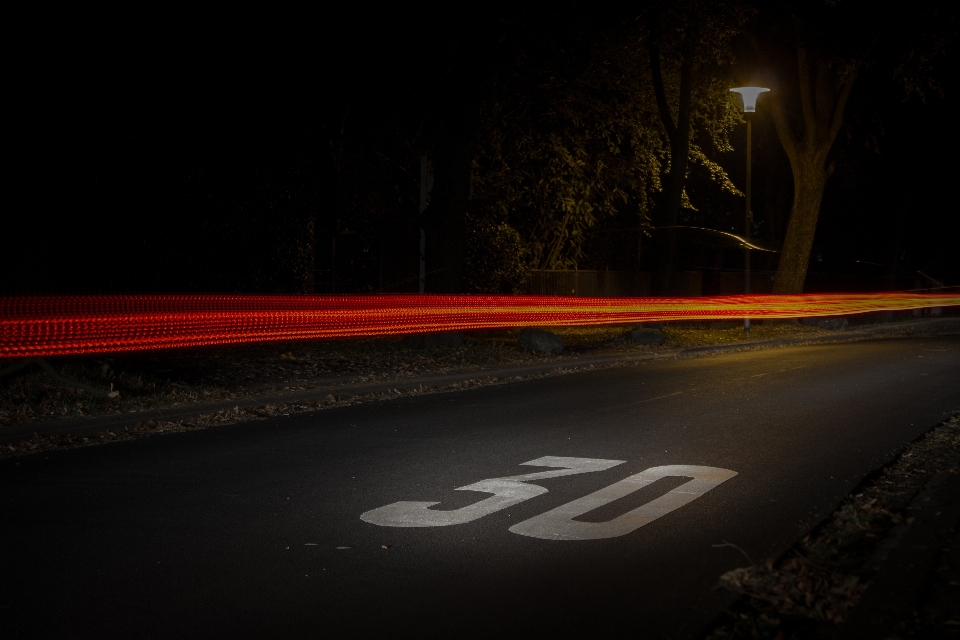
[675,58,694,146]
[794,19,817,145]
[825,72,858,151]
[813,61,831,130]
[648,42,677,141]
[768,93,799,164]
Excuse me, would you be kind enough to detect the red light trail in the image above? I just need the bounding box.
[1,292,957,358]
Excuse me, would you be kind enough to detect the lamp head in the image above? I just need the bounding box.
[730,86,770,113]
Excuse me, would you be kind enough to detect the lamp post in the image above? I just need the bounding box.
[730,86,769,333]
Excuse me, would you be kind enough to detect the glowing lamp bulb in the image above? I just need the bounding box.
[730,86,770,113]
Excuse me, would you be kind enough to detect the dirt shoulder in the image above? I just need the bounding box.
[0,322,830,428]
[1,316,956,457]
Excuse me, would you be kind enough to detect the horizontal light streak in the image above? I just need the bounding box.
[1,292,957,358]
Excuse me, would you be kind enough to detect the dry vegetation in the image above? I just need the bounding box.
[1,368,591,458]
[0,321,829,430]
[707,411,960,638]
[660,321,826,349]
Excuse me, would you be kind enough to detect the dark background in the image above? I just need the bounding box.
[5,7,958,295]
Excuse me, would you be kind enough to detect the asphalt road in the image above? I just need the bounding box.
[2,336,959,639]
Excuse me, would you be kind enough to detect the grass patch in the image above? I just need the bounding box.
[663,321,826,348]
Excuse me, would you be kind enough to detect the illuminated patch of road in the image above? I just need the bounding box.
[599,391,683,413]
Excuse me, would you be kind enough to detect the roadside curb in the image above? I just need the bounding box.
[679,317,960,356]
[3,317,958,445]
[0,352,675,444]
[678,332,864,355]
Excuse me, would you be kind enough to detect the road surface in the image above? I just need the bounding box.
[2,336,959,638]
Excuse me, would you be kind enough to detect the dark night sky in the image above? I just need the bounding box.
[8,13,420,293]
[5,10,959,294]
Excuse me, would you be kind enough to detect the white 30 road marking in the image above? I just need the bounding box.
[361,459,737,540]
[509,465,737,540]
[360,457,625,528]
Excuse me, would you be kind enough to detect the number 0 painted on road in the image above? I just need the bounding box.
[509,465,737,540]
[360,459,736,540]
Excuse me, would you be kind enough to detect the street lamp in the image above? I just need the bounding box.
[730,86,769,333]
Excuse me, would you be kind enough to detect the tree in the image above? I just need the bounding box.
[746,2,957,293]
[464,217,529,293]
[470,7,743,287]
[419,15,496,293]
[643,0,749,292]
[471,11,663,274]
[754,11,858,293]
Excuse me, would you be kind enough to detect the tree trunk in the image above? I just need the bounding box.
[648,42,693,295]
[767,26,856,293]
[304,212,316,294]
[421,33,487,294]
[773,163,826,293]
[424,119,478,293]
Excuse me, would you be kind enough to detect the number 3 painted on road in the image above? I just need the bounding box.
[361,458,737,540]
[360,457,624,527]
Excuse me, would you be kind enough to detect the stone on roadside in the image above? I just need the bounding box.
[817,317,848,330]
[517,328,563,354]
[801,317,849,331]
[402,331,464,349]
[629,327,665,345]
[764,318,801,326]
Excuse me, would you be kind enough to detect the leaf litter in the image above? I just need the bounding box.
[0,322,830,432]
[706,411,960,639]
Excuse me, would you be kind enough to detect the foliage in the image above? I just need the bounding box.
[642,0,750,168]
[472,16,660,270]
[470,8,745,277]
[319,112,422,293]
[464,217,529,293]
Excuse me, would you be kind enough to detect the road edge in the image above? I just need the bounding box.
[3,317,959,446]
